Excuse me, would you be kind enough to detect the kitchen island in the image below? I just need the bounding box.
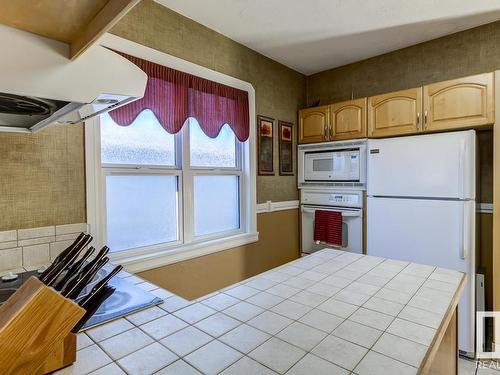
[56,249,465,375]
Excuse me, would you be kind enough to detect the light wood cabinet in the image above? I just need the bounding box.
[368,88,422,138]
[300,72,495,142]
[330,98,367,141]
[298,105,330,144]
[423,73,494,132]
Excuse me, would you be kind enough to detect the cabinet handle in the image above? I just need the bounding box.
[416,112,420,130]
[324,125,328,140]
[424,111,428,129]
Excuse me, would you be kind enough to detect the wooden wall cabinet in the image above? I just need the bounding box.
[298,105,330,143]
[330,98,367,141]
[423,73,494,132]
[300,72,495,142]
[368,88,422,138]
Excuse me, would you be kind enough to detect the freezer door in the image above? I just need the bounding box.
[367,130,475,199]
[367,197,475,355]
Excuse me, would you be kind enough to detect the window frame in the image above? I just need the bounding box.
[85,33,257,273]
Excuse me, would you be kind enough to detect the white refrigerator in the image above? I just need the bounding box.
[366,130,476,357]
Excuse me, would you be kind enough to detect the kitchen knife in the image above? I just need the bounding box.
[77,265,123,307]
[64,256,109,300]
[53,246,95,291]
[40,234,92,284]
[72,285,115,333]
[38,233,86,281]
[44,235,93,287]
[58,246,109,296]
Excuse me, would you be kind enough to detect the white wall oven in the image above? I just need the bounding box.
[300,189,363,255]
[298,139,367,188]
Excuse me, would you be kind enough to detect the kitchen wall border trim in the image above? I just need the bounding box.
[256,200,300,214]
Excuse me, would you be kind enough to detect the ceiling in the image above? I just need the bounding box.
[155,0,500,75]
[0,0,140,58]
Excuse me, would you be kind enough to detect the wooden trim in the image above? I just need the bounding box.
[493,71,500,347]
[70,0,141,59]
[257,115,275,176]
[278,120,294,176]
[419,274,466,375]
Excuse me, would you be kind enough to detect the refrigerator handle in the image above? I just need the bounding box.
[460,202,471,260]
[458,140,466,199]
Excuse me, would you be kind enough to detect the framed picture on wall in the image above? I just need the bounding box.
[257,115,275,175]
[279,121,294,176]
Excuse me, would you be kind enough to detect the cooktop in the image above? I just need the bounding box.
[0,268,162,331]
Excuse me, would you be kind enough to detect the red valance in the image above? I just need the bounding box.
[109,52,250,142]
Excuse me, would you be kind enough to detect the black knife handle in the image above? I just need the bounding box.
[72,286,115,333]
[39,233,86,281]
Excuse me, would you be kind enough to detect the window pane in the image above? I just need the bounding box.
[194,175,239,236]
[106,175,178,251]
[101,110,175,166]
[189,118,237,168]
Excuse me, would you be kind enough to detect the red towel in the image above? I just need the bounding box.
[314,210,343,246]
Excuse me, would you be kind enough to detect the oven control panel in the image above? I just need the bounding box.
[301,189,363,208]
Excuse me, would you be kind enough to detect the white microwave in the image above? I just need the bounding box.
[298,140,367,188]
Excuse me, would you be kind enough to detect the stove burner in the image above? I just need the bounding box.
[0,94,55,115]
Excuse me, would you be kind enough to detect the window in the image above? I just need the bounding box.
[98,113,247,254]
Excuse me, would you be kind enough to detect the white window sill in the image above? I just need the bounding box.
[108,231,259,273]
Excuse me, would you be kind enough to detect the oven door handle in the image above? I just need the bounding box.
[301,206,361,217]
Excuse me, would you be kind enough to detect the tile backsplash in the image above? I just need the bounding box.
[0,223,88,272]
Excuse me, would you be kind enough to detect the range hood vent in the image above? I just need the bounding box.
[0,24,147,133]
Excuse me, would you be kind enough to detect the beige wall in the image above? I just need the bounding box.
[111,0,306,204]
[0,125,85,231]
[306,22,498,204]
[139,209,300,300]
[307,20,500,106]
[109,0,305,292]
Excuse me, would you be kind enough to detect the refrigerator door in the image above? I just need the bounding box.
[367,197,475,355]
[367,130,475,199]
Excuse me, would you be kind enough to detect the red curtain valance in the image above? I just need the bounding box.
[109,52,250,142]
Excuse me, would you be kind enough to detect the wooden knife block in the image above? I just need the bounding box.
[0,276,85,374]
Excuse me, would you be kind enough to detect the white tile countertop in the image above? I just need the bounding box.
[53,249,466,375]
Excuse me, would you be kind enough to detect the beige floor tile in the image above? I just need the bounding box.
[248,337,306,373]
[155,360,202,375]
[140,314,189,340]
[86,319,134,342]
[299,309,344,333]
[220,357,277,375]
[219,324,270,353]
[287,353,349,375]
[184,340,242,375]
[55,345,112,375]
[372,332,428,367]
[117,342,177,375]
[354,351,417,375]
[312,335,368,370]
[160,326,212,357]
[276,321,327,351]
[99,327,154,360]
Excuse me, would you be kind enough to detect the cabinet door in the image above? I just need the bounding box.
[423,73,494,132]
[368,88,422,138]
[298,105,330,144]
[330,98,367,141]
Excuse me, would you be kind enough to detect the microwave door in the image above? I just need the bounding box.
[304,150,360,182]
[304,152,334,181]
